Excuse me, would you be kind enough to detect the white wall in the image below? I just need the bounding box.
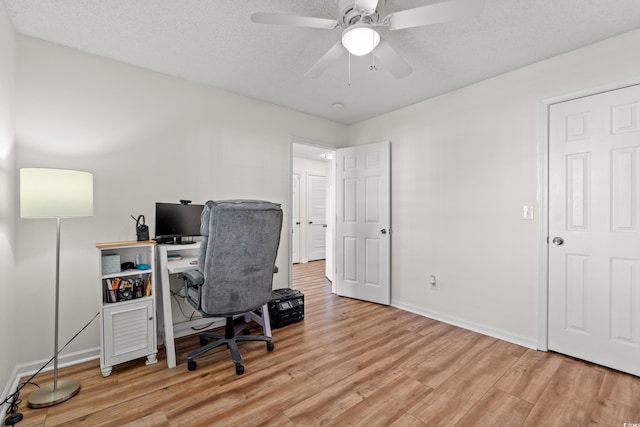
[348,29,640,347]
[13,36,348,366]
[0,1,17,403]
[292,157,329,263]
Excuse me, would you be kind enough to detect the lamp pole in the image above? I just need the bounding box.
[27,217,81,408]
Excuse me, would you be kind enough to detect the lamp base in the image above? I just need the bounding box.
[27,379,80,408]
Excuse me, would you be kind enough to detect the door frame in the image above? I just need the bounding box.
[288,136,337,289]
[538,76,640,351]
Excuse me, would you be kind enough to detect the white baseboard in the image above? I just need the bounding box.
[1,347,100,415]
[391,300,538,350]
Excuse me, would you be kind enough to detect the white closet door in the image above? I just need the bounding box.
[307,175,326,261]
[549,84,640,376]
[292,173,301,264]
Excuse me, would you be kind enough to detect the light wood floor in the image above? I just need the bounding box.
[13,260,640,426]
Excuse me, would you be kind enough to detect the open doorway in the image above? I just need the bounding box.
[290,140,336,288]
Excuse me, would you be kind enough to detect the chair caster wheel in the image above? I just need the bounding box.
[235,364,245,375]
[187,360,197,371]
[267,342,274,351]
[199,336,208,346]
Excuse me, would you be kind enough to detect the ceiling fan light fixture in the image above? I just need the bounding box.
[341,24,380,56]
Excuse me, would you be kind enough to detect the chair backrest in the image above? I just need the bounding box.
[198,200,283,317]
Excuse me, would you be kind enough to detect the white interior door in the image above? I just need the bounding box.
[549,84,640,376]
[307,175,327,261]
[336,141,391,305]
[292,173,301,264]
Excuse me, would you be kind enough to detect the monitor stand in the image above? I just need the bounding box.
[154,236,198,245]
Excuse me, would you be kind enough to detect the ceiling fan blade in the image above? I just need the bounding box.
[355,0,379,13]
[250,12,339,30]
[373,38,412,79]
[305,42,346,79]
[385,0,485,31]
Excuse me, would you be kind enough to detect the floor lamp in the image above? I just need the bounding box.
[20,168,94,408]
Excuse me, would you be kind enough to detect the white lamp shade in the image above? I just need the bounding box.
[20,168,94,218]
[342,24,380,56]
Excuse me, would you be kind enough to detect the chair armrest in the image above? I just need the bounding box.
[182,270,204,310]
[182,269,204,285]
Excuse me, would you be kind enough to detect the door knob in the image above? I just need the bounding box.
[552,237,564,245]
[380,229,387,234]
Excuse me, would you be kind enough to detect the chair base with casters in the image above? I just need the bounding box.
[186,308,275,375]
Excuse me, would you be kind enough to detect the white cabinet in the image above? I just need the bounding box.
[96,241,158,377]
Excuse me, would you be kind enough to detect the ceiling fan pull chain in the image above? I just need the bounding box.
[370,31,378,71]
[348,52,352,86]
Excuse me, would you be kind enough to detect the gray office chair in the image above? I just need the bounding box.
[182,200,282,375]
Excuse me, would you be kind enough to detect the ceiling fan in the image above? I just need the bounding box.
[251,0,485,79]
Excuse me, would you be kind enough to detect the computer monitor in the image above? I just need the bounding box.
[154,202,204,244]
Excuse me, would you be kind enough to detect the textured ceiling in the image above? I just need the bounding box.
[5,0,640,124]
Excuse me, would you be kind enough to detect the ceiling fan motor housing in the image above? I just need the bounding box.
[339,0,380,27]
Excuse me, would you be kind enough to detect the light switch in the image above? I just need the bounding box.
[523,205,534,221]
